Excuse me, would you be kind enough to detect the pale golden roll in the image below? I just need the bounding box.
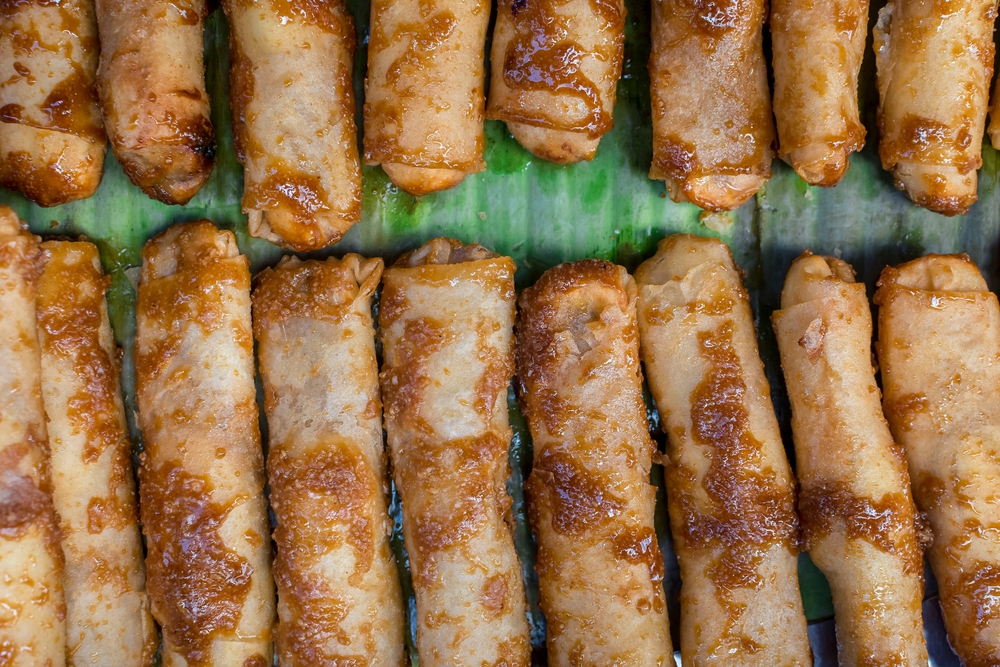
[648,0,774,211]
[36,241,157,667]
[770,0,868,186]
[224,0,362,252]
[363,0,490,196]
[378,238,530,667]
[0,206,66,667]
[252,255,405,667]
[135,220,275,667]
[486,0,625,164]
[515,260,673,667]
[876,254,1000,667]
[873,0,996,216]
[772,252,927,667]
[0,0,106,207]
[96,0,214,205]
[634,235,810,666]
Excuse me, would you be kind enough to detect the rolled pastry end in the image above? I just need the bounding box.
[119,142,215,206]
[652,170,768,211]
[891,161,977,217]
[0,127,104,207]
[507,122,599,164]
[780,251,857,307]
[247,209,355,252]
[786,143,853,188]
[382,163,467,196]
[877,253,987,296]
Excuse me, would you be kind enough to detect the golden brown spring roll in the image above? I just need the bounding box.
[96,0,214,205]
[876,255,1000,667]
[773,252,927,667]
[36,241,157,667]
[634,235,810,666]
[486,0,625,164]
[135,220,274,667]
[0,206,66,667]
[873,0,995,216]
[770,0,868,186]
[252,256,405,667]
[378,238,530,667]
[224,0,362,251]
[0,0,106,207]
[515,260,673,667]
[363,0,490,196]
[648,0,775,211]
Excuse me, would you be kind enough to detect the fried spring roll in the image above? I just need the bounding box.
[0,0,106,206]
[135,221,275,667]
[96,0,215,205]
[486,0,625,164]
[36,241,157,667]
[0,206,66,667]
[634,235,810,665]
[252,256,405,667]
[873,0,996,216]
[363,0,490,196]
[515,260,673,667]
[378,238,530,667]
[876,255,1000,666]
[770,0,868,186]
[772,252,927,667]
[224,0,362,251]
[648,0,775,211]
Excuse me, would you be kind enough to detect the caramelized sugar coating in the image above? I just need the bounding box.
[96,0,215,205]
[647,0,774,210]
[634,235,810,666]
[0,206,66,667]
[363,0,490,195]
[770,0,868,186]
[876,254,1000,667]
[0,0,106,206]
[487,0,626,163]
[773,252,927,667]
[253,255,406,667]
[225,0,362,251]
[135,221,275,667]
[37,241,157,667]
[516,260,673,667]
[378,238,530,667]
[874,0,996,216]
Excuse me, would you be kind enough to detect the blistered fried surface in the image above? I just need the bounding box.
[516,260,673,667]
[0,0,106,206]
[96,0,215,204]
[874,0,996,216]
[773,253,927,667]
[225,0,361,251]
[253,255,405,667]
[379,239,530,667]
[876,254,1000,667]
[634,235,810,666]
[770,0,868,186]
[135,221,274,667]
[647,0,774,210]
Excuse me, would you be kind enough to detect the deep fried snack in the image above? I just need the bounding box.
[515,260,673,667]
[874,0,996,215]
[486,0,625,163]
[876,254,1000,666]
[634,235,810,665]
[0,206,66,667]
[96,0,215,204]
[224,0,362,251]
[378,238,530,667]
[253,255,405,667]
[770,0,868,186]
[135,220,275,667]
[363,0,490,196]
[0,0,106,206]
[648,0,775,210]
[773,252,927,667]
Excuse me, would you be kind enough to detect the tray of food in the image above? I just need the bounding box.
[2,0,999,664]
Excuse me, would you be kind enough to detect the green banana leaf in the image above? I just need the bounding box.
[3,0,995,662]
